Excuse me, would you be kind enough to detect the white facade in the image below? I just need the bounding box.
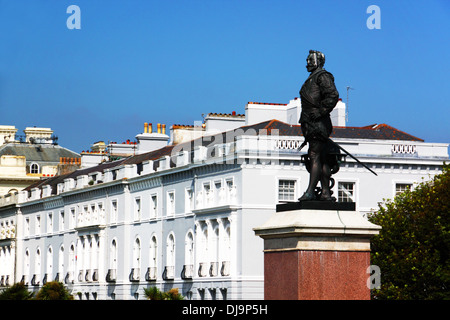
[246,100,300,126]
[0,100,448,300]
[245,98,347,128]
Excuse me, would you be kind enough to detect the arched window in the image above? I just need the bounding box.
[0,248,5,280]
[197,224,209,277]
[220,223,231,276]
[0,247,12,282]
[87,237,93,275]
[58,245,64,281]
[164,233,175,279]
[130,237,141,282]
[47,246,53,279]
[67,244,75,283]
[30,163,40,174]
[133,238,141,269]
[6,247,11,279]
[147,235,157,281]
[93,236,99,278]
[35,248,41,279]
[224,225,231,260]
[110,239,117,270]
[183,231,194,279]
[69,244,75,273]
[24,249,30,284]
[76,238,83,282]
[166,233,175,267]
[210,226,219,276]
[202,227,208,264]
[185,231,194,267]
[106,239,118,282]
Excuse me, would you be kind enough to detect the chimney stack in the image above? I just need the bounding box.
[135,122,169,155]
[144,122,148,133]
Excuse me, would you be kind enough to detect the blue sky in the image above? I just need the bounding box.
[0,0,449,152]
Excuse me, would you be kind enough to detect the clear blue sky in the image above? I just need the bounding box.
[1,0,449,152]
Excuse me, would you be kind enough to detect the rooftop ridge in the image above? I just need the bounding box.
[207,112,245,117]
[172,124,205,129]
[248,101,288,106]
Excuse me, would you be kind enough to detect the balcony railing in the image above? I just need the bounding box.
[106,269,116,282]
[78,270,84,282]
[162,266,174,280]
[85,269,91,282]
[20,275,29,286]
[31,274,40,286]
[129,268,140,282]
[221,261,230,276]
[195,186,237,210]
[209,262,218,277]
[65,272,74,284]
[92,269,99,282]
[198,263,208,277]
[181,264,193,279]
[145,267,157,281]
[0,275,10,286]
[76,209,106,229]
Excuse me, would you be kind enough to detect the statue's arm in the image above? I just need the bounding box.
[318,73,339,116]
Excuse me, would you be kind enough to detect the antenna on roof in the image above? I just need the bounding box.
[346,86,354,123]
[51,135,59,145]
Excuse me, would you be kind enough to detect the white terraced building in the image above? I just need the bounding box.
[0,99,448,299]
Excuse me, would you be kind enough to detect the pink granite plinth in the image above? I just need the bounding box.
[264,250,371,300]
[253,208,381,300]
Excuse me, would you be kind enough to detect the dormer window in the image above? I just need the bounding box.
[30,163,39,174]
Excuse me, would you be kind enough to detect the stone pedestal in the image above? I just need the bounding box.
[253,202,381,300]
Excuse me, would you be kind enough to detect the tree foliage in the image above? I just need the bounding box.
[368,163,450,299]
[35,281,74,300]
[0,282,34,300]
[143,286,184,300]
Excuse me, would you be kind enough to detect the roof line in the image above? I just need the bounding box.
[248,101,288,106]
[376,123,424,142]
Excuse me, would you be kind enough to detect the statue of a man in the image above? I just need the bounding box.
[298,50,339,201]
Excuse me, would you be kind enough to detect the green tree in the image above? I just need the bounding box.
[0,282,34,300]
[143,286,184,300]
[368,163,450,299]
[143,286,165,300]
[35,281,74,300]
[165,288,184,300]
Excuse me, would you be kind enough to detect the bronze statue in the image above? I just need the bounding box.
[298,50,340,201]
[297,50,377,202]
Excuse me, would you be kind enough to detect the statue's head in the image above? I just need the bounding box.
[306,50,325,72]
